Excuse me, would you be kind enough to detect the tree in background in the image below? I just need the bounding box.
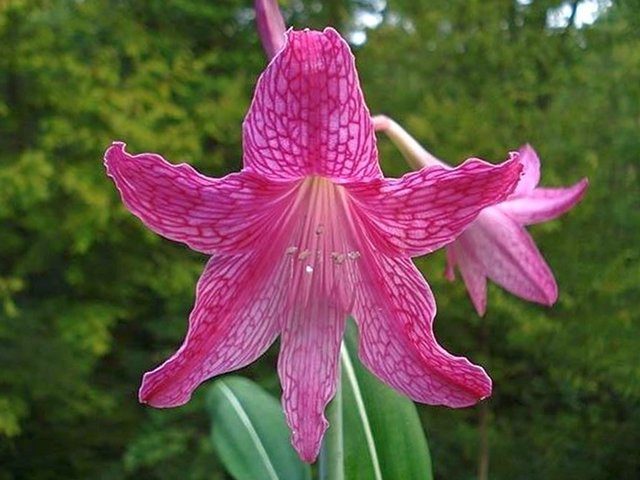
[0,0,638,478]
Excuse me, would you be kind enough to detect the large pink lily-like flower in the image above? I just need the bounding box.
[105,29,522,462]
[373,116,588,316]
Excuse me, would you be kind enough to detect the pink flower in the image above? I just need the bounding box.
[372,116,588,317]
[105,29,522,462]
[445,145,588,315]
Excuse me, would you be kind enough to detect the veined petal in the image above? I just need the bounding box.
[462,208,558,305]
[347,156,523,257]
[255,0,286,59]
[243,28,380,182]
[353,253,492,407]
[273,176,358,462]
[142,174,361,459]
[139,252,284,407]
[499,178,588,225]
[105,142,297,254]
[513,144,540,195]
[449,241,488,316]
[278,293,347,462]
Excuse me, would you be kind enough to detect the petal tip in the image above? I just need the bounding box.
[543,283,559,307]
[557,176,590,209]
[103,141,126,166]
[517,143,539,164]
[449,366,493,408]
[286,26,344,48]
[105,140,126,154]
[467,281,488,317]
[297,444,321,464]
[138,371,192,409]
[444,268,456,282]
[321,26,341,38]
[103,141,132,181]
[291,419,327,463]
[524,271,558,307]
[480,374,493,399]
[513,144,541,194]
[474,303,487,317]
[518,142,535,155]
[576,177,590,195]
[474,368,493,401]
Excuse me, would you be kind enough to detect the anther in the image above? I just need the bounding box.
[298,249,311,260]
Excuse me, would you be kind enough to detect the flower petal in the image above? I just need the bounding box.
[353,253,492,407]
[448,241,488,316]
[255,0,286,59]
[346,156,523,257]
[105,142,297,254]
[139,253,282,407]
[513,144,540,195]
[461,208,558,305]
[499,178,588,225]
[278,297,346,463]
[243,28,380,182]
[272,179,360,461]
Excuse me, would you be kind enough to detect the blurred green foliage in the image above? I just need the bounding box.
[0,0,638,478]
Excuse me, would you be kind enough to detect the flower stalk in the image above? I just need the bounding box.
[372,115,444,169]
[255,0,286,59]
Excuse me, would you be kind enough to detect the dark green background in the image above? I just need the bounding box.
[1,0,638,478]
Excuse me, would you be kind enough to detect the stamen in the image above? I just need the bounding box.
[331,252,346,265]
[298,249,311,260]
[280,176,361,311]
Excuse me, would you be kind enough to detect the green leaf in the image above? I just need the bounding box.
[207,376,311,480]
[341,321,433,480]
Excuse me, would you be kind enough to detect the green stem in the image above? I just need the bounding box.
[319,364,344,480]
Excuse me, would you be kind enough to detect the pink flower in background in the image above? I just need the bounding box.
[105,29,522,462]
[255,0,286,59]
[445,145,588,315]
[373,116,588,316]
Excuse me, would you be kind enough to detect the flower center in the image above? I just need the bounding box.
[263,175,362,313]
[284,176,360,275]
